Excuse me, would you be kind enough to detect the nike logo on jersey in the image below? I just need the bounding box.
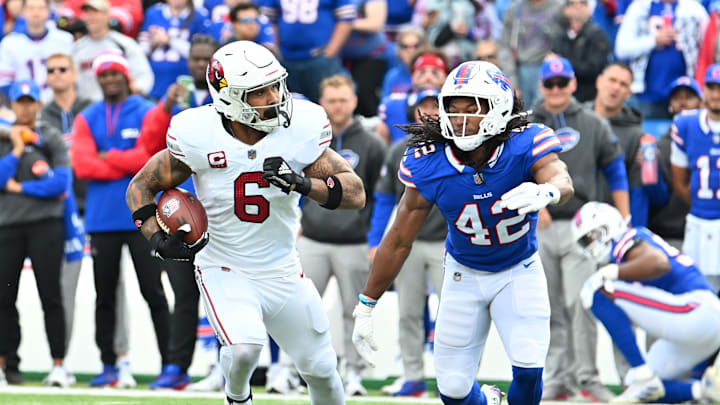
[473,192,493,200]
[523,260,535,268]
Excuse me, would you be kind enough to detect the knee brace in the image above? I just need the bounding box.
[220,343,262,400]
[509,366,543,405]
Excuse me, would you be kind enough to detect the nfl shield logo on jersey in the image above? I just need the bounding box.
[248,149,257,159]
[453,272,462,281]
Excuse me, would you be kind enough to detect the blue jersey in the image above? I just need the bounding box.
[397,124,562,271]
[260,0,356,60]
[378,91,411,144]
[671,109,720,219]
[610,227,711,294]
[139,4,212,99]
[341,0,390,60]
[639,1,685,102]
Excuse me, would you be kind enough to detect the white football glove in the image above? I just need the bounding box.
[499,182,561,215]
[579,264,619,309]
[352,302,377,367]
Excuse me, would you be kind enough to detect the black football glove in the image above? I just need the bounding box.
[262,156,312,195]
[150,224,209,262]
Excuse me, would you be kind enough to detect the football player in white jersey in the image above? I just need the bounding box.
[126,40,365,405]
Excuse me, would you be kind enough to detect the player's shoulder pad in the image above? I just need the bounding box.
[611,226,644,262]
[400,142,445,178]
[291,98,332,146]
[168,105,217,146]
[509,122,559,156]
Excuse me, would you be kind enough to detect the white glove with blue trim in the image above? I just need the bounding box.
[579,264,619,309]
[499,182,561,215]
[352,302,377,367]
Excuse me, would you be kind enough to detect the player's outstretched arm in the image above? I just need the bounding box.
[531,152,574,205]
[126,149,193,239]
[303,148,366,209]
[363,187,432,300]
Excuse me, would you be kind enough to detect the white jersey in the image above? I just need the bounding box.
[0,29,73,102]
[166,100,332,278]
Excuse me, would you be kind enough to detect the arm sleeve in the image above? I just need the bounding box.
[21,166,70,198]
[0,153,20,185]
[334,0,357,22]
[601,155,630,191]
[615,1,656,59]
[367,191,396,247]
[70,114,128,180]
[104,102,172,173]
[670,120,689,167]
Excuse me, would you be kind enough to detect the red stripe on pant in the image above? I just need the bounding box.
[613,290,699,313]
[197,267,233,345]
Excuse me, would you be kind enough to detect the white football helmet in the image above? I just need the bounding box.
[439,61,514,151]
[571,202,628,264]
[206,41,292,133]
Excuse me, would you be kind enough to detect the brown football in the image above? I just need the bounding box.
[156,188,208,245]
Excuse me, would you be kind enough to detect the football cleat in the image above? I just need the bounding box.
[344,370,367,396]
[116,359,136,388]
[150,364,190,390]
[381,377,405,395]
[392,380,428,397]
[579,379,616,402]
[187,363,224,391]
[45,365,73,388]
[481,384,505,405]
[702,366,720,402]
[610,373,664,403]
[89,365,118,387]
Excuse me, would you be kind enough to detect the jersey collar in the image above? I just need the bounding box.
[443,143,504,174]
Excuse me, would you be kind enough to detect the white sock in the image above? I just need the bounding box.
[692,380,703,400]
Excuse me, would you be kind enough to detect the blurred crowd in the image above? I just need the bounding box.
[1,0,720,399]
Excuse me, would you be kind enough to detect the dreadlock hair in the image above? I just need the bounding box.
[401,90,528,172]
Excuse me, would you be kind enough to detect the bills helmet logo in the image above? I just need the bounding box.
[487,68,512,93]
[453,62,477,87]
[207,57,228,92]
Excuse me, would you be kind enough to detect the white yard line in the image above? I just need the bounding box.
[0,386,440,404]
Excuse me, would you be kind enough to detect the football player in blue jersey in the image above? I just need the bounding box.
[351,60,574,405]
[572,201,720,403]
[671,63,720,293]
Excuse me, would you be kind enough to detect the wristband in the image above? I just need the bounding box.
[359,293,377,308]
[295,175,312,196]
[132,203,157,229]
[320,175,343,210]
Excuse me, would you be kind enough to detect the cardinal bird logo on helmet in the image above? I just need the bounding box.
[207,57,228,91]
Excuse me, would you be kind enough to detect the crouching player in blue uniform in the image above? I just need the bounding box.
[351,60,574,405]
[572,201,720,403]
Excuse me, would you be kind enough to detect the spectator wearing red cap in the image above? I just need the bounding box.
[376,49,448,144]
[70,51,171,388]
[72,0,154,102]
